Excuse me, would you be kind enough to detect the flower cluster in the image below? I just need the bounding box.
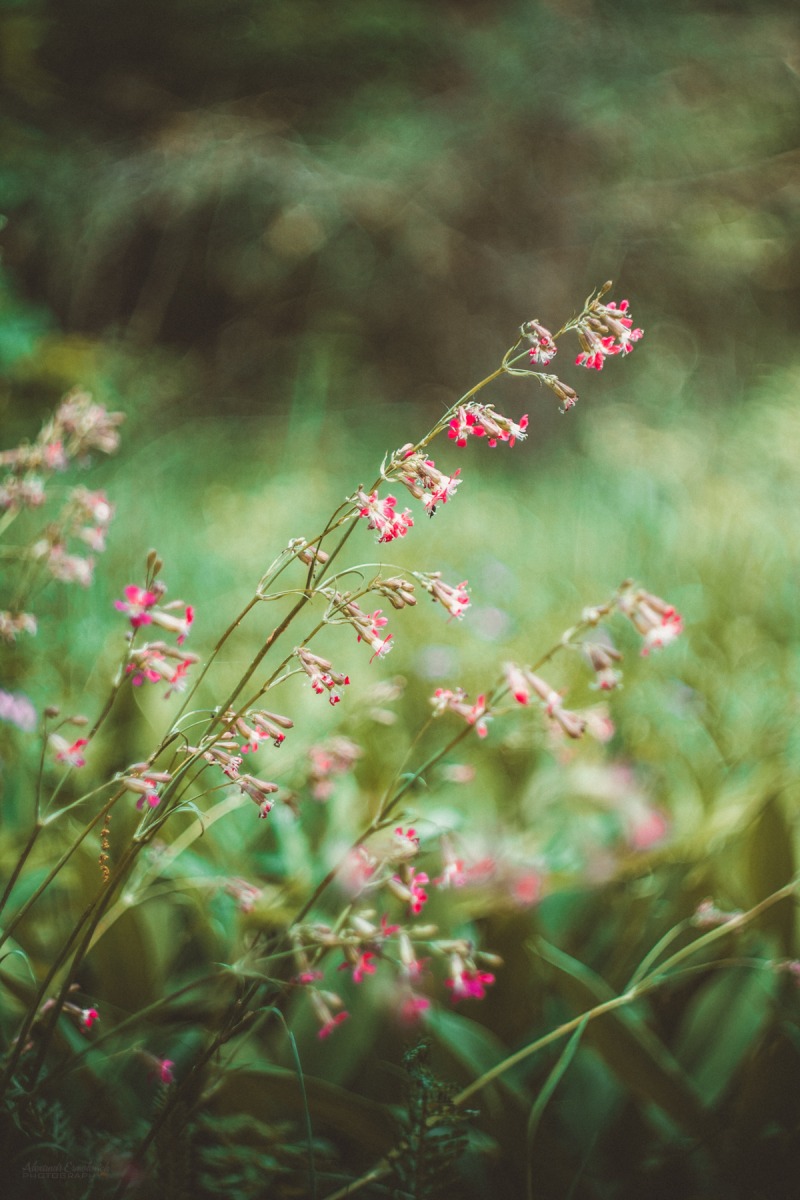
[337,597,393,660]
[306,736,363,800]
[126,641,199,696]
[415,572,470,620]
[115,582,194,645]
[448,403,528,449]
[430,687,489,738]
[295,646,350,704]
[522,319,558,365]
[396,449,462,514]
[574,288,643,370]
[617,586,683,655]
[356,488,414,544]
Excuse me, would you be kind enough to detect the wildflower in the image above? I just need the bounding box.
[617,587,683,655]
[157,1059,175,1085]
[44,389,125,458]
[542,376,580,413]
[389,866,430,915]
[0,689,37,732]
[522,319,558,365]
[200,740,243,778]
[80,1007,100,1031]
[374,575,417,610]
[307,736,362,800]
[50,734,89,768]
[340,600,393,660]
[237,773,279,817]
[309,988,349,1040]
[574,289,643,370]
[506,667,586,739]
[224,877,263,913]
[339,949,378,984]
[0,475,46,510]
[583,639,623,691]
[445,953,495,1002]
[397,450,462,513]
[356,488,414,544]
[415,572,470,620]
[35,543,94,587]
[448,403,528,449]
[115,584,160,629]
[295,647,350,705]
[434,837,467,889]
[122,768,172,810]
[430,687,489,738]
[0,611,37,642]
[223,707,294,752]
[150,601,194,645]
[126,643,199,695]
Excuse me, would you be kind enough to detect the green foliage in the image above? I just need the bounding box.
[389,1041,477,1200]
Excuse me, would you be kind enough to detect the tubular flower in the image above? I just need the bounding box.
[583,640,624,691]
[445,952,495,1002]
[574,289,643,370]
[430,687,489,738]
[50,734,89,768]
[356,488,414,543]
[340,599,393,660]
[415,572,470,620]
[237,773,279,817]
[115,584,160,628]
[126,642,199,694]
[617,587,683,655]
[397,449,462,514]
[448,403,528,449]
[223,707,293,752]
[295,647,350,704]
[506,666,587,739]
[522,319,558,365]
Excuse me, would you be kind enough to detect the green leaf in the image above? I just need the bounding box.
[534,938,719,1140]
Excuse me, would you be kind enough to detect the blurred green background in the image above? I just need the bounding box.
[1,1,800,1196]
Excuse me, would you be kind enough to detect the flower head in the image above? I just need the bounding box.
[356,489,414,543]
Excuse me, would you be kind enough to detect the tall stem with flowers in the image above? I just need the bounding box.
[0,283,690,1187]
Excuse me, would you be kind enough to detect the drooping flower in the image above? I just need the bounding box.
[430,687,489,737]
[355,488,414,543]
[522,319,558,365]
[415,572,470,620]
[617,587,683,655]
[295,647,350,704]
[50,734,89,768]
[445,953,495,1002]
[574,291,643,370]
[397,450,462,514]
[448,403,528,449]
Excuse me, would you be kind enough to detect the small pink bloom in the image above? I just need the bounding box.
[115,584,158,628]
[51,735,89,768]
[81,1007,100,1030]
[356,489,414,544]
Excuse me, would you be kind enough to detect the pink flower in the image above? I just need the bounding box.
[115,585,158,628]
[574,294,643,370]
[51,735,89,768]
[295,647,350,704]
[416,573,470,620]
[617,587,683,655]
[445,955,495,1002]
[390,867,429,915]
[339,950,378,984]
[318,1011,349,1039]
[523,319,558,365]
[430,687,489,737]
[341,599,394,660]
[398,450,462,513]
[0,689,37,732]
[448,403,528,449]
[80,1007,100,1030]
[158,1059,175,1085]
[356,489,414,543]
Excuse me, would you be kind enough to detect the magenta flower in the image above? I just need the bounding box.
[356,489,414,543]
[51,735,89,768]
[115,584,158,628]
